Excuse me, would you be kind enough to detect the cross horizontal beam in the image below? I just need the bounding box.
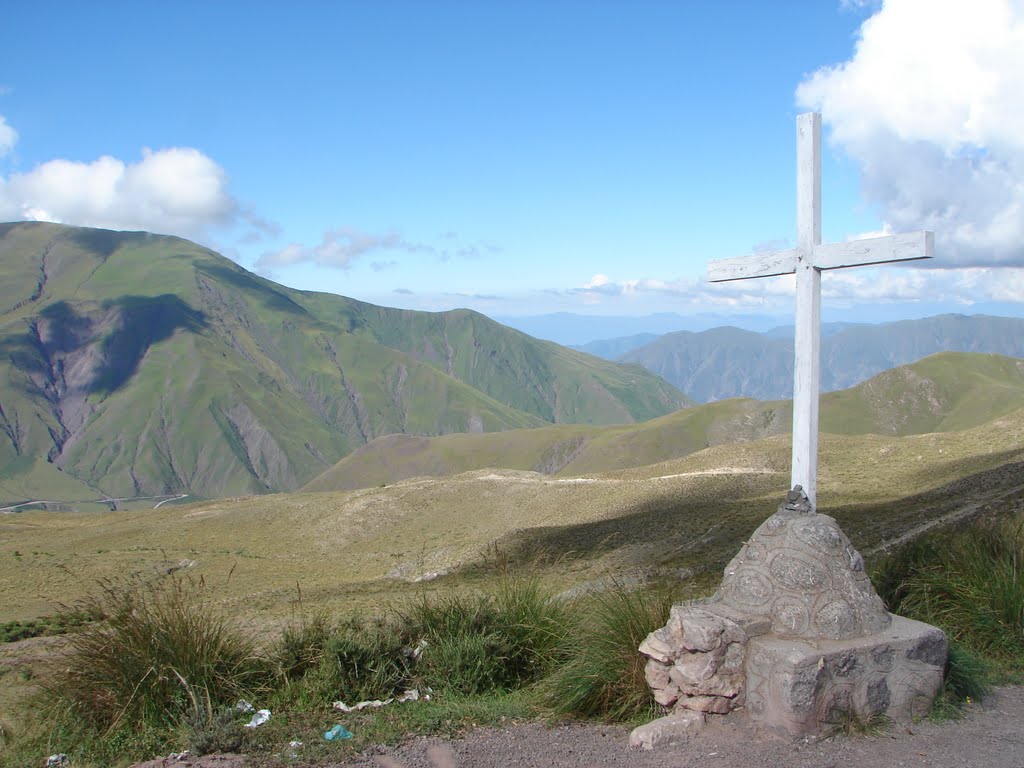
[707,231,934,283]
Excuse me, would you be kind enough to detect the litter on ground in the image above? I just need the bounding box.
[324,724,353,741]
[333,688,426,712]
[243,709,271,728]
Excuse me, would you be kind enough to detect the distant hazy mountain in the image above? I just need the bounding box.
[0,222,686,503]
[572,333,659,359]
[492,312,787,346]
[619,314,1024,402]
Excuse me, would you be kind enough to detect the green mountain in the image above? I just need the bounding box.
[821,352,1024,435]
[0,222,686,503]
[303,351,1024,492]
[620,314,1024,402]
[571,332,659,359]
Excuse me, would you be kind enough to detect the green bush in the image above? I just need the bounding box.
[275,610,333,682]
[318,614,416,701]
[543,584,677,721]
[285,579,576,705]
[185,704,246,756]
[873,518,1024,664]
[46,575,270,733]
[404,578,577,695]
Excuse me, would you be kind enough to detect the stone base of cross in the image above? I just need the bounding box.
[707,113,933,510]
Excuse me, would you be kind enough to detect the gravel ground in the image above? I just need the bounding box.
[131,687,1024,768]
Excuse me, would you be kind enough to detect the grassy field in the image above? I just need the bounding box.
[3,405,1022,628]
[1,407,1022,764]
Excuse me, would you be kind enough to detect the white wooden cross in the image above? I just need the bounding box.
[707,112,933,510]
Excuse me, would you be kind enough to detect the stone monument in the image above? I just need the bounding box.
[630,115,947,748]
[631,487,946,748]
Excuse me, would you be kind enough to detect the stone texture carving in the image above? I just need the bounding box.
[633,487,947,743]
[716,486,891,641]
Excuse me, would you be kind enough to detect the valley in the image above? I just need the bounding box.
[1,225,1022,768]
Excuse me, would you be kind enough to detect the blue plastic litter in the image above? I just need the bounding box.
[324,724,353,741]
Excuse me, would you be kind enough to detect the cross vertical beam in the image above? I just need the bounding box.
[793,113,822,505]
[706,113,934,511]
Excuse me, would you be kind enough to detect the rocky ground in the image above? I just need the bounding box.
[131,686,1024,768]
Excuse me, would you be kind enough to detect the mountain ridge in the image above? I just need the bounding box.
[302,351,1024,493]
[0,222,686,503]
[618,313,1024,401]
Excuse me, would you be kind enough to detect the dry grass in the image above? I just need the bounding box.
[0,409,1021,764]
[1,409,1023,629]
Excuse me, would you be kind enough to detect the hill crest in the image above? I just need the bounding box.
[303,351,1024,493]
[0,222,686,503]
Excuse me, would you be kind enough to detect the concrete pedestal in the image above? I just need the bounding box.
[744,614,946,735]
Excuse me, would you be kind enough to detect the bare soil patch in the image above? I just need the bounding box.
[132,687,1024,768]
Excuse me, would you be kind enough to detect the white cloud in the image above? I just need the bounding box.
[0,141,238,240]
[797,0,1024,267]
[0,115,16,158]
[569,263,1024,315]
[257,228,417,270]
[258,228,496,271]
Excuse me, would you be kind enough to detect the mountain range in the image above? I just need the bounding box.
[0,222,685,503]
[3,221,1022,509]
[302,351,1024,492]
[608,315,1024,402]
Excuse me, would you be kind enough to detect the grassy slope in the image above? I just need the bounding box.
[3,405,1022,626]
[304,351,1024,492]
[821,352,1024,435]
[0,222,684,502]
[299,295,688,424]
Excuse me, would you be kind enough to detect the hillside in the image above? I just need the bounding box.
[303,352,1024,492]
[5,401,1024,624]
[619,314,1024,402]
[0,222,686,503]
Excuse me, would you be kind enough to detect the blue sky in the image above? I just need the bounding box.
[2,0,1023,334]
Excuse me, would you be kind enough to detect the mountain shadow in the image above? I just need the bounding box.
[92,295,207,394]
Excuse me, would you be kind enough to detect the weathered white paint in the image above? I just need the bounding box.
[707,113,933,509]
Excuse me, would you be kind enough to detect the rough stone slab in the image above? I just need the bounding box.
[744,613,946,736]
[628,711,705,750]
[708,601,773,637]
[638,632,676,664]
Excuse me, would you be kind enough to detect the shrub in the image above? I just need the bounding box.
[184,704,246,756]
[873,517,1024,664]
[275,610,333,682]
[288,579,576,704]
[299,614,416,705]
[543,584,678,721]
[46,575,269,733]
[403,578,577,695]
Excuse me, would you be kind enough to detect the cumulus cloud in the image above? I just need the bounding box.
[571,264,1024,314]
[796,0,1024,267]
[0,141,238,240]
[259,228,497,271]
[0,116,16,158]
[257,228,424,270]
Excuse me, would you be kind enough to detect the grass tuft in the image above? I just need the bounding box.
[874,517,1024,667]
[275,609,333,682]
[45,574,270,734]
[542,583,680,721]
